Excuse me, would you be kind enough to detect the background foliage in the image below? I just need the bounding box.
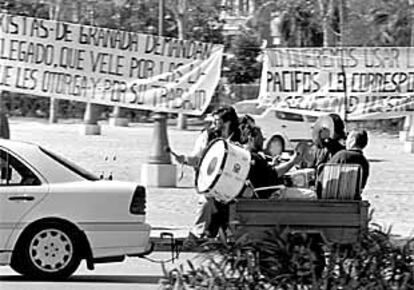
[160,226,414,289]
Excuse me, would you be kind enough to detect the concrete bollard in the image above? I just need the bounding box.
[0,112,10,139]
[403,115,414,153]
[176,113,187,130]
[109,106,129,127]
[140,113,176,187]
[0,92,10,139]
[49,98,59,124]
[80,103,101,135]
[400,115,412,142]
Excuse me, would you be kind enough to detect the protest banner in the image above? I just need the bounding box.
[259,47,414,120]
[0,13,223,115]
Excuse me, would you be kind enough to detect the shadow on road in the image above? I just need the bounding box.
[0,275,163,284]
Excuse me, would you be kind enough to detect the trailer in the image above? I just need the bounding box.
[229,199,370,244]
[152,198,370,255]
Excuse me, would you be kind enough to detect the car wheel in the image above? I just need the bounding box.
[13,222,81,280]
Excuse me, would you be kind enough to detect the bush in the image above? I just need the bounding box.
[159,226,414,289]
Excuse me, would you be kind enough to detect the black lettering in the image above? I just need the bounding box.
[55,22,72,42]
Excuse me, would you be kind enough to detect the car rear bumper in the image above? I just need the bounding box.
[80,222,152,259]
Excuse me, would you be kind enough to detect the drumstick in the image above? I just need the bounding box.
[165,146,185,181]
[164,146,180,158]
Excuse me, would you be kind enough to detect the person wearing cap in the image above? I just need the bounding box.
[304,113,346,170]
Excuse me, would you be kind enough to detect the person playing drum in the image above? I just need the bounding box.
[172,106,242,248]
[174,106,241,167]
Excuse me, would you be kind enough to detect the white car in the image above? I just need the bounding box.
[234,100,326,143]
[0,140,151,279]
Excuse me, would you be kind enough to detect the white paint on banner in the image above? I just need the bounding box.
[259,47,414,120]
[0,13,223,115]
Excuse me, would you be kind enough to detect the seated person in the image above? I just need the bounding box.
[238,114,256,145]
[264,133,286,166]
[303,113,346,170]
[326,129,370,200]
[242,126,302,199]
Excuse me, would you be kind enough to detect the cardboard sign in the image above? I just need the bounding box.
[259,47,414,120]
[0,13,223,115]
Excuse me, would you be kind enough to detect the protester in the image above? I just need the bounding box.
[328,129,370,199]
[172,106,241,248]
[174,106,240,167]
[264,133,286,166]
[305,113,346,170]
[238,114,256,144]
[243,126,302,199]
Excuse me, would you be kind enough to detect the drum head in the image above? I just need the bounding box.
[196,139,227,193]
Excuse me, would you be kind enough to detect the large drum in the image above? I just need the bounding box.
[196,139,251,203]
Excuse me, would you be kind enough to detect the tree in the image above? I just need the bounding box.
[367,0,411,46]
[225,27,262,84]
[165,0,223,43]
[278,0,324,47]
[316,0,335,47]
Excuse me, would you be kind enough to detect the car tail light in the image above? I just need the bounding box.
[129,186,146,215]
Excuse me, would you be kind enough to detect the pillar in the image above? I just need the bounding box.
[176,112,187,130]
[403,115,414,153]
[80,102,101,135]
[0,91,10,139]
[140,113,176,187]
[400,115,412,142]
[109,106,129,127]
[49,98,59,124]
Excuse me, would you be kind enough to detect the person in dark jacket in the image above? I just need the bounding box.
[243,126,302,199]
[329,129,370,199]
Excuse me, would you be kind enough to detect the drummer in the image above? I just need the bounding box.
[174,106,240,167]
[173,105,241,248]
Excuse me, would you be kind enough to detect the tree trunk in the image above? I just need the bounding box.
[339,0,346,46]
[317,0,333,47]
[48,0,63,124]
[176,14,185,40]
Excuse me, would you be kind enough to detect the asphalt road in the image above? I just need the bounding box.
[0,252,198,290]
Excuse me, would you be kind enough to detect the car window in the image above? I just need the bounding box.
[0,149,41,186]
[306,115,319,123]
[39,147,99,181]
[234,102,266,115]
[275,111,304,122]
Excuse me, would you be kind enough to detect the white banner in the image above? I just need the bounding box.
[0,13,223,115]
[259,47,414,120]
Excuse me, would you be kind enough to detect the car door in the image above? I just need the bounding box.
[0,148,49,250]
[273,110,309,141]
